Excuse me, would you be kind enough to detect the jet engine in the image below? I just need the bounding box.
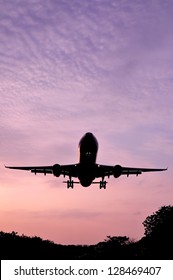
[113,165,122,178]
[53,164,61,177]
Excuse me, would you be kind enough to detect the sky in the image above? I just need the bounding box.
[0,0,173,245]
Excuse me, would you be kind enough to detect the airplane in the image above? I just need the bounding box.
[5,132,167,189]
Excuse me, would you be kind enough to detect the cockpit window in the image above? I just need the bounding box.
[85,151,92,156]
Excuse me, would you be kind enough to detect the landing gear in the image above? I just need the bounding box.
[99,179,107,189]
[67,179,74,188]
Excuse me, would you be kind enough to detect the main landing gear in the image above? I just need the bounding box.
[64,178,107,189]
[67,179,74,188]
[63,177,74,188]
[99,179,107,189]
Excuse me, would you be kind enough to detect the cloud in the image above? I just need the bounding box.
[1,0,173,162]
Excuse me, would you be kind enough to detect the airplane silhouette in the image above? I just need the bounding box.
[5,132,167,189]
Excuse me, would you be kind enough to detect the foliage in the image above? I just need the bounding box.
[143,205,173,238]
[104,235,130,245]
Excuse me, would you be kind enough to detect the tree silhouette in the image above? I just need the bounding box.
[142,205,173,259]
[93,236,131,259]
[143,205,173,238]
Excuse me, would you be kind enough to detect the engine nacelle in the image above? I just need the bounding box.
[113,165,122,178]
[53,164,61,177]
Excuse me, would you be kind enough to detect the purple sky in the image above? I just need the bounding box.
[0,0,173,245]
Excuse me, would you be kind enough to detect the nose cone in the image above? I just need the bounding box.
[79,132,98,148]
[79,132,98,151]
[85,132,94,137]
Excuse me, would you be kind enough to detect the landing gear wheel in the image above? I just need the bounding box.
[99,181,107,189]
[67,180,74,188]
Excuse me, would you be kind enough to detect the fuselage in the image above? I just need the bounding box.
[78,132,98,187]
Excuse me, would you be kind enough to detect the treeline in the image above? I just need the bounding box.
[1,205,173,259]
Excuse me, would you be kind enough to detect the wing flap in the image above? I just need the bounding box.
[31,169,53,175]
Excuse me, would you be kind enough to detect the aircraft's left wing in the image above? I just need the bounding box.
[121,166,168,176]
[5,164,78,178]
[95,164,167,178]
